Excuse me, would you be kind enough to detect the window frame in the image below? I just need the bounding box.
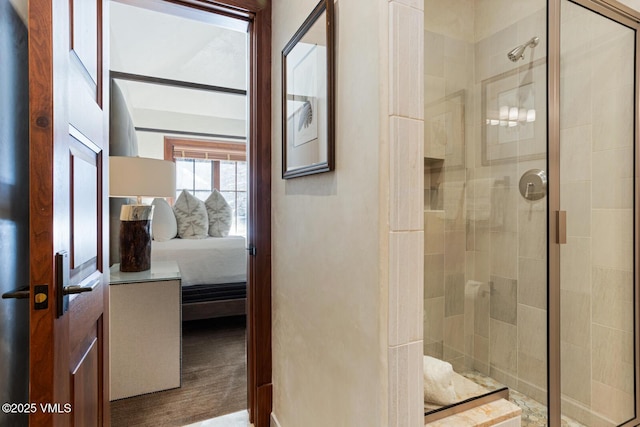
[166,137,247,235]
[164,136,247,162]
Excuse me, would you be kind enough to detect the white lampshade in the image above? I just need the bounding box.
[109,156,176,199]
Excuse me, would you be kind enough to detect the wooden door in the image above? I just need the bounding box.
[29,0,109,425]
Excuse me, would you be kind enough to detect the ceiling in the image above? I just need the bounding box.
[110,1,248,139]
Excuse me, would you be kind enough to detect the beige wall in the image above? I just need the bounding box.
[136,132,165,160]
[272,0,426,425]
[271,1,386,426]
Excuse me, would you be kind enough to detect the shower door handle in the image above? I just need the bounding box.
[557,211,567,244]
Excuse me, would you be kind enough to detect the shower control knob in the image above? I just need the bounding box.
[519,169,547,201]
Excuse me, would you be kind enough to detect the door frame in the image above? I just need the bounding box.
[547,1,640,426]
[113,0,272,425]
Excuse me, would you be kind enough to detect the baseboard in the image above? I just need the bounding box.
[270,412,282,427]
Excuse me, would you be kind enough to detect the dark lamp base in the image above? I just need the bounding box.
[119,219,151,272]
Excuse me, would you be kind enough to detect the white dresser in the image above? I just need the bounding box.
[109,261,181,400]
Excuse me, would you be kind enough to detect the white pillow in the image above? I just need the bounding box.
[205,189,232,237]
[173,190,208,239]
[151,198,177,242]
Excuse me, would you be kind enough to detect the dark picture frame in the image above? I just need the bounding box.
[281,0,335,179]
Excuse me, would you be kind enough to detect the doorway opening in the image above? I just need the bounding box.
[107,0,271,425]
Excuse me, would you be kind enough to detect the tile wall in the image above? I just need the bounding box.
[387,0,426,425]
[423,0,549,406]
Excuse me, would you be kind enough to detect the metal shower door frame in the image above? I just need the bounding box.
[547,0,640,425]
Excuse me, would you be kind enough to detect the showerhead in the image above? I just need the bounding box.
[507,45,527,62]
[508,36,540,62]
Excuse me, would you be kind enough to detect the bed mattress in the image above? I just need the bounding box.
[151,236,247,287]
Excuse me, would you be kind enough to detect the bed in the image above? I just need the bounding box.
[109,83,247,321]
[151,236,247,321]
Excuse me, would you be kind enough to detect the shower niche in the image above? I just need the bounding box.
[423,88,465,213]
[424,158,443,212]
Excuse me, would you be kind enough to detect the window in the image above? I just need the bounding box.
[219,160,247,236]
[167,137,247,236]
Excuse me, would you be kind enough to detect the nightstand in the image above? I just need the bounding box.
[109,261,181,400]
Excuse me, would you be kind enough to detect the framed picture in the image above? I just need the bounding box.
[424,89,465,169]
[282,0,335,179]
[481,58,546,166]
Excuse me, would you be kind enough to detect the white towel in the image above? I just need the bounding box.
[423,355,458,406]
[468,178,496,222]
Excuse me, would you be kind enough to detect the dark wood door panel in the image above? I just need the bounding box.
[70,0,99,85]
[72,335,99,427]
[70,146,99,271]
[69,278,103,352]
[69,79,105,146]
[69,133,103,287]
[69,0,105,146]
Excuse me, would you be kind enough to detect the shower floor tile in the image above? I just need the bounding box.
[460,371,585,427]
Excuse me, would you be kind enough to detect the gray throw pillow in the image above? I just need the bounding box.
[173,190,208,239]
[205,190,232,237]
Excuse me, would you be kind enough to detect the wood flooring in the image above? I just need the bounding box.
[110,316,247,427]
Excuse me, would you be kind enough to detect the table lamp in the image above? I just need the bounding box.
[110,156,176,272]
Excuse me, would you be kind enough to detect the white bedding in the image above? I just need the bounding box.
[151,236,247,287]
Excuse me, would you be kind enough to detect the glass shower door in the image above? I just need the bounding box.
[559,1,637,425]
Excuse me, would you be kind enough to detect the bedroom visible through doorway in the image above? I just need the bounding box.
[108,1,253,424]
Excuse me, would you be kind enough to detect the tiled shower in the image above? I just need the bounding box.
[422,0,636,425]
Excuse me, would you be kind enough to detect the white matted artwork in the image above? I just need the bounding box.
[482,58,546,165]
[289,44,318,148]
[496,82,535,145]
